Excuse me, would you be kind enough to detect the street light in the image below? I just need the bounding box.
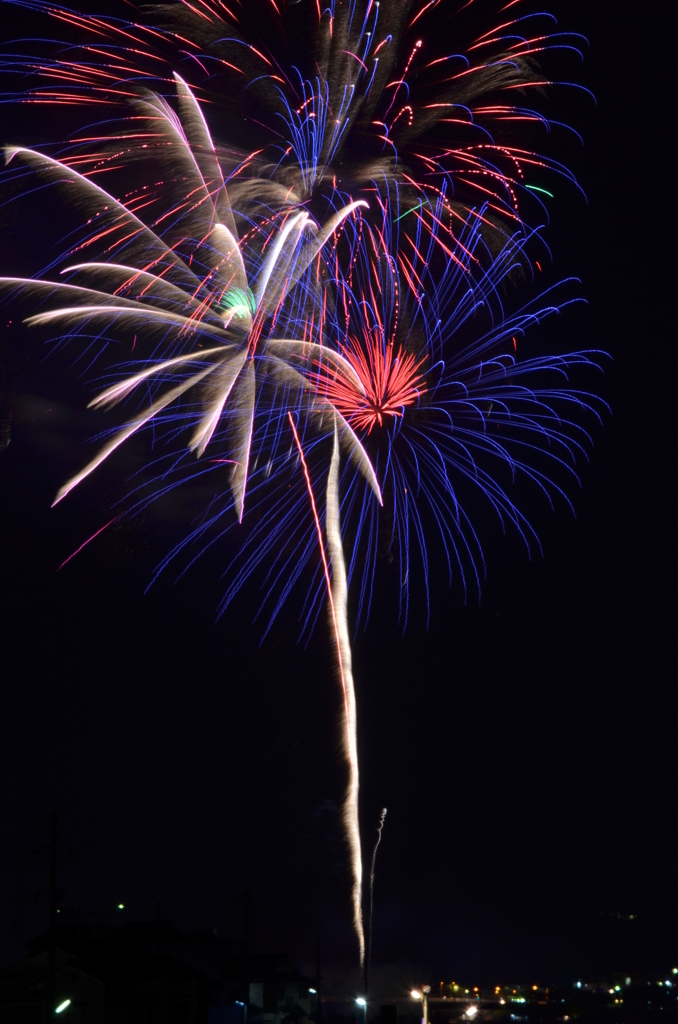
[356,996,367,1024]
[55,1000,71,1015]
[411,985,430,1024]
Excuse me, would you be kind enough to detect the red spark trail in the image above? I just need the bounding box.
[287,412,349,721]
[57,517,118,572]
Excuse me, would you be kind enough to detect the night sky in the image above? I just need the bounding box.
[0,0,674,992]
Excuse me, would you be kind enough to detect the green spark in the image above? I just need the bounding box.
[219,287,256,319]
[393,201,423,223]
[525,185,554,198]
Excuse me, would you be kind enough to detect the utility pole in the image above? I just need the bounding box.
[44,812,58,1023]
[315,937,322,1024]
[411,985,430,1024]
[422,985,430,1024]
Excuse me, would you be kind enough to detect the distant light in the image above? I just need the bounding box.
[576,982,582,989]
[236,1001,245,1006]
[309,989,317,995]
[465,1008,478,1020]
[55,1001,71,1015]
[626,978,632,986]
[673,968,678,975]
[356,998,367,1007]
[532,985,538,991]
[117,904,125,910]
[411,991,422,1000]
[667,981,673,988]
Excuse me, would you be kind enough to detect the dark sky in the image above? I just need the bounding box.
[0,0,675,993]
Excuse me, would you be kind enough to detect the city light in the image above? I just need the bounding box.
[464,1008,478,1020]
[309,989,317,995]
[117,904,124,910]
[411,991,422,1000]
[55,1001,71,1015]
[356,998,366,1007]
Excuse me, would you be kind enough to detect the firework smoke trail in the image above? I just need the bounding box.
[327,421,365,966]
[288,412,365,964]
[367,807,387,979]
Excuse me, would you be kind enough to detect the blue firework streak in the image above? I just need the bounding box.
[214,218,608,636]
[316,198,609,631]
[74,193,605,639]
[0,0,589,243]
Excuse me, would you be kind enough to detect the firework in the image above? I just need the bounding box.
[0,125,604,961]
[1,73,388,958]
[120,191,605,967]
[0,1,604,970]
[1,75,380,517]
[204,193,607,635]
[1,0,588,251]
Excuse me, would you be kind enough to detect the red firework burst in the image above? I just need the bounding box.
[317,329,427,433]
